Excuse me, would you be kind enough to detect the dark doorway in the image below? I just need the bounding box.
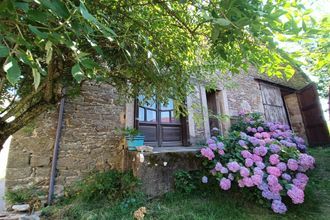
[206,90,221,133]
[137,98,185,147]
[297,83,330,145]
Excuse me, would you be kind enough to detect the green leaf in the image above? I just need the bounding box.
[211,25,220,42]
[45,41,53,64]
[79,2,97,23]
[40,0,69,18]
[81,58,98,69]
[71,63,84,83]
[0,44,9,57]
[28,25,48,39]
[214,18,231,26]
[3,56,21,85]
[32,68,41,90]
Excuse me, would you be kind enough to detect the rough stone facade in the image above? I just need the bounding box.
[6,82,126,195]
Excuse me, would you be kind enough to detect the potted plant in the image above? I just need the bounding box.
[123,128,145,151]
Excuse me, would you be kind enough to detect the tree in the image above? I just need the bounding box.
[0,0,323,150]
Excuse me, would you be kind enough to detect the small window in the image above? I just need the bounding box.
[146,110,157,122]
[138,107,145,121]
[161,111,170,123]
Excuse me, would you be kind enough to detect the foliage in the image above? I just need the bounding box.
[301,16,330,99]
[0,0,324,149]
[5,186,44,211]
[122,127,141,139]
[198,112,315,214]
[42,170,144,219]
[64,170,140,203]
[174,170,196,194]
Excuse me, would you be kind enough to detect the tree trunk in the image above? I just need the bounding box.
[0,101,51,151]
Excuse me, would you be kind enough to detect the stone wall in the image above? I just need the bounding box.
[6,82,126,195]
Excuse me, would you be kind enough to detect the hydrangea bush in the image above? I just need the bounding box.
[199,112,315,214]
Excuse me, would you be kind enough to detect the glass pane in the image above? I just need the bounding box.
[160,99,174,110]
[161,111,170,123]
[146,110,157,122]
[138,107,145,121]
[138,95,157,109]
[171,110,180,123]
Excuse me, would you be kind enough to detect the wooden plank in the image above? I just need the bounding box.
[260,83,289,124]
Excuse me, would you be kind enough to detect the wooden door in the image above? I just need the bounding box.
[137,98,183,147]
[260,83,289,124]
[297,83,330,145]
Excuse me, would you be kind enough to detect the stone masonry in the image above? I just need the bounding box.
[6,82,126,195]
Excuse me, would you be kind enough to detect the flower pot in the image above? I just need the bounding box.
[126,135,145,151]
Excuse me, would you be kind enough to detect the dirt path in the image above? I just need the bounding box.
[0,179,5,212]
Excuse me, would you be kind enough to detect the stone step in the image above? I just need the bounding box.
[127,147,201,197]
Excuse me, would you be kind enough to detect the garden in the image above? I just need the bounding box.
[6,112,328,220]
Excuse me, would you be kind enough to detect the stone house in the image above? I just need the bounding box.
[4,66,330,198]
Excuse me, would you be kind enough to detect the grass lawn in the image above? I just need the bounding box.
[42,147,330,220]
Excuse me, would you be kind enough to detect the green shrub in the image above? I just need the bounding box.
[66,170,140,203]
[42,170,144,219]
[174,170,196,194]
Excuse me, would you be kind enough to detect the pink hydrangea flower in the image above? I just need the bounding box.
[269,154,280,165]
[227,161,241,172]
[218,149,225,155]
[240,167,250,177]
[261,132,271,139]
[238,179,245,187]
[267,166,281,177]
[287,159,299,171]
[254,133,263,139]
[251,174,262,186]
[252,154,263,162]
[219,178,231,190]
[241,150,252,159]
[287,185,304,204]
[267,174,278,186]
[253,146,267,156]
[269,183,283,193]
[257,126,264,132]
[242,177,254,187]
[201,147,215,160]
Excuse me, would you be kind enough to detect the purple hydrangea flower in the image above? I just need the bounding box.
[269,144,281,153]
[267,166,282,177]
[256,161,265,169]
[281,173,291,181]
[277,162,287,172]
[215,162,222,171]
[287,185,304,204]
[269,154,280,165]
[271,200,287,214]
[202,176,208,184]
[220,167,229,174]
[245,158,254,167]
[287,159,299,171]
